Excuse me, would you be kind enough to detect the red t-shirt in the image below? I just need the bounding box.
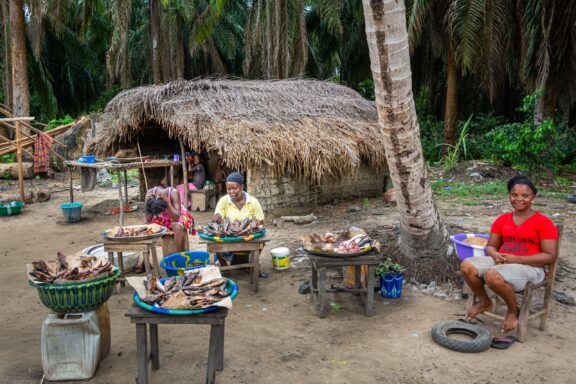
[491,212,558,256]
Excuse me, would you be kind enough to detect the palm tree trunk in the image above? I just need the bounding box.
[1,0,13,116]
[291,0,307,77]
[120,2,131,89]
[266,0,274,78]
[274,0,288,79]
[443,46,458,156]
[362,0,449,259]
[9,0,30,133]
[150,0,162,84]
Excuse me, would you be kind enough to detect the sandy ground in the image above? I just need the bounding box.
[1,181,576,384]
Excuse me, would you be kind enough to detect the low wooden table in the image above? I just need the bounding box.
[103,238,161,286]
[199,236,269,293]
[309,252,381,318]
[125,305,228,384]
[190,189,217,212]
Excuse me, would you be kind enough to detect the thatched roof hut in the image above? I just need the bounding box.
[92,78,387,183]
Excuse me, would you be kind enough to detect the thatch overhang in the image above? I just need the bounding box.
[92,78,387,182]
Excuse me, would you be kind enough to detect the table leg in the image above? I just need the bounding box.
[117,252,126,287]
[318,267,327,318]
[149,324,160,370]
[142,251,151,276]
[150,245,161,278]
[206,324,218,384]
[366,265,376,317]
[123,169,129,205]
[251,250,259,293]
[136,323,148,384]
[215,322,225,371]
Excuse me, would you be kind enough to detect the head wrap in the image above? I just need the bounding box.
[226,171,244,185]
[507,175,538,195]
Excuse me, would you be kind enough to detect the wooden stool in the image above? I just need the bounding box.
[309,253,381,318]
[190,190,217,212]
[161,233,190,257]
[125,305,227,384]
[103,238,161,286]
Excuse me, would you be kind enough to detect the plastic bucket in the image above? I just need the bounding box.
[160,251,212,277]
[450,234,489,261]
[60,202,84,223]
[270,247,290,270]
[380,272,403,299]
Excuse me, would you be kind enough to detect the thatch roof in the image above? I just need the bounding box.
[92,78,387,181]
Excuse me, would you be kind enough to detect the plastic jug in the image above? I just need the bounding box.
[41,311,102,381]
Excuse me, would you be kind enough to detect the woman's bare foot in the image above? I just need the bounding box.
[467,301,492,320]
[501,311,519,332]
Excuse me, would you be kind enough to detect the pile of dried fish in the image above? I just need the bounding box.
[107,224,163,238]
[304,231,378,255]
[29,252,115,284]
[196,217,265,238]
[142,270,231,309]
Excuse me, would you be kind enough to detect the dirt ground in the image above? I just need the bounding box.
[1,179,576,384]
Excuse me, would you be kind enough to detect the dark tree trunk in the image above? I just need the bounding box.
[9,0,29,132]
[443,46,458,156]
[150,0,162,84]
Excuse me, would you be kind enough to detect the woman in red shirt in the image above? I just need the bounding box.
[461,176,559,332]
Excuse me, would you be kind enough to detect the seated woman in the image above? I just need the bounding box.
[145,186,195,253]
[461,175,558,332]
[213,171,264,225]
[212,172,264,266]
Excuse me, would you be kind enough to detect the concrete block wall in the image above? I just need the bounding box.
[247,163,386,211]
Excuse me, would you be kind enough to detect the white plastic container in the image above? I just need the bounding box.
[270,247,290,270]
[41,311,102,381]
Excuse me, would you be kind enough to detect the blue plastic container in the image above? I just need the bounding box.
[78,155,96,163]
[60,202,84,223]
[160,251,213,277]
[380,272,403,299]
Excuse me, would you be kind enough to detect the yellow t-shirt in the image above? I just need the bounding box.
[214,193,264,222]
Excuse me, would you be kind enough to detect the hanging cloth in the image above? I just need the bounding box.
[33,132,54,174]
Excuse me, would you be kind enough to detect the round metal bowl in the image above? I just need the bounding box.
[82,244,140,273]
[29,269,120,314]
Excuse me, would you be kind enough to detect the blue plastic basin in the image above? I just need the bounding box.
[60,202,84,223]
[160,251,213,277]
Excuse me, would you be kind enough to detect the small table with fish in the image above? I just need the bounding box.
[309,252,381,318]
[199,236,269,293]
[125,304,228,384]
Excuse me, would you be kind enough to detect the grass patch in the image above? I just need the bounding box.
[432,180,568,200]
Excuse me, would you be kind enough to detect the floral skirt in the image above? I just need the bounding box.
[148,208,196,235]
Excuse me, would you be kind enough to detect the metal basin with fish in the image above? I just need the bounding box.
[82,244,140,273]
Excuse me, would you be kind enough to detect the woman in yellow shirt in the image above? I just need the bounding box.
[213,172,264,225]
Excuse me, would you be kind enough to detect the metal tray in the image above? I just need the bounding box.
[102,225,167,242]
[303,246,374,258]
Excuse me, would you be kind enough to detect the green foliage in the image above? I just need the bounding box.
[358,79,374,101]
[46,115,74,131]
[375,258,404,277]
[88,85,122,112]
[441,115,472,172]
[0,154,15,164]
[487,94,564,179]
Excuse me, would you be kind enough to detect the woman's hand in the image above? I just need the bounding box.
[213,213,224,224]
[491,252,507,264]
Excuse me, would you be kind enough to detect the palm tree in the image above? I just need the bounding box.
[9,0,31,128]
[362,0,449,259]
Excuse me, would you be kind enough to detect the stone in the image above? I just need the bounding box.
[347,205,362,213]
[554,291,575,305]
[371,210,385,215]
[433,292,447,299]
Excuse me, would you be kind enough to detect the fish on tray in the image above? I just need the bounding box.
[196,217,265,238]
[107,224,163,238]
[140,270,230,309]
[29,252,115,284]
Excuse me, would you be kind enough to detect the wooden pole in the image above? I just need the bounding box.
[179,138,189,209]
[123,169,129,205]
[136,140,149,191]
[68,166,74,202]
[15,120,24,201]
[118,171,125,226]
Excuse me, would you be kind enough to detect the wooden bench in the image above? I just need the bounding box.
[125,305,228,384]
[309,252,381,318]
[190,189,217,212]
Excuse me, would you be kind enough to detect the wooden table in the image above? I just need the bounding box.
[199,236,269,293]
[125,305,228,384]
[309,252,381,318]
[103,238,161,286]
